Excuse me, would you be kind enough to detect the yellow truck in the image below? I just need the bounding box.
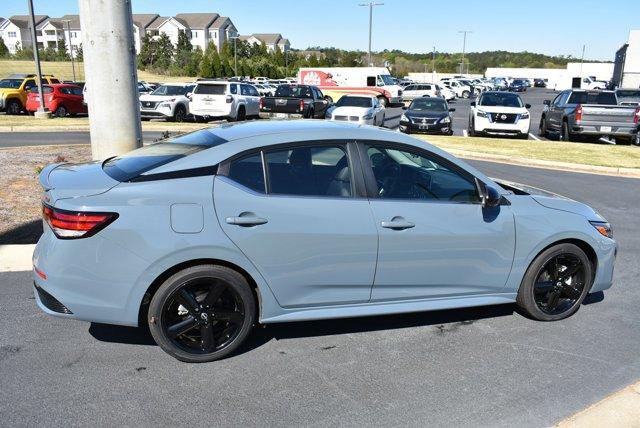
[0,73,60,114]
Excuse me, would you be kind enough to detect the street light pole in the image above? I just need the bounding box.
[229,33,239,77]
[27,0,47,116]
[580,44,586,77]
[359,2,383,67]
[63,20,76,82]
[458,30,473,75]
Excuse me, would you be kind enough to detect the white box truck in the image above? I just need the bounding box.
[298,67,403,106]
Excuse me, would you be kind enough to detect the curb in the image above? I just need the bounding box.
[448,149,640,179]
[0,244,35,272]
[556,381,640,427]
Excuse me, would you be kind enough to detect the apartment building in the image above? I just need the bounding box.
[0,15,48,54]
[239,33,290,52]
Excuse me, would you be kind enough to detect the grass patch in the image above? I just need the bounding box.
[0,59,191,82]
[0,114,208,132]
[417,135,640,170]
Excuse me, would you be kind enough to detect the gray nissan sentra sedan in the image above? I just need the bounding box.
[33,120,617,362]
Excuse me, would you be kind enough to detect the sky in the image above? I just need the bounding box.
[2,0,636,60]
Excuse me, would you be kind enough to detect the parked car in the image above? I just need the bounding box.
[325,94,385,126]
[402,83,441,101]
[189,80,260,122]
[439,85,457,102]
[0,73,60,114]
[539,89,640,144]
[25,83,86,117]
[469,91,531,139]
[492,77,509,91]
[508,79,528,92]
[259,84,330,119]
[534,79,547,88]
[441,80,472,99]
[615,89,640,106]
[580,76,606,90]
[33,120,617,362]
[253,84,274,97]
[140,83,195,122]
[253,76,269,83]
[399,97,454,135]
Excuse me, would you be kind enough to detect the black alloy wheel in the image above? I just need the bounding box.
[148,265,255,362]
[533,253,586,315]
[516,243,592,321]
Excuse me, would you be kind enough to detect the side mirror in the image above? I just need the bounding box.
[449,108,456,112]
[470,101,476,107]
[476,179,501,208]
[543,100,551,106]
[525,103,531,109]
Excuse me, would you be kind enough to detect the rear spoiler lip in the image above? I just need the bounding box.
[38,163,64,190]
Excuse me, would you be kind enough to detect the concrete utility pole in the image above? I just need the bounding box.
[580,44,586,77]
[79,0,142,160]
[458,30,473,75]
[62,20,76,82]
[359,2,383,67]
[27,0,48,118]
[229,32,239,76]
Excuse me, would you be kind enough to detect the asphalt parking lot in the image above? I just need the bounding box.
[1,160,638,427]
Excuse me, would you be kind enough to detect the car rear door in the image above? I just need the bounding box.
[214,141,378,308]
[359,141,515,301]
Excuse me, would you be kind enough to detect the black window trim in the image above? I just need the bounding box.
[218,139,368,199]
[355,140,484,205]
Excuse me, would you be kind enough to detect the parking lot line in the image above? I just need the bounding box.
[462,129,468,137]
[529,133,540,141]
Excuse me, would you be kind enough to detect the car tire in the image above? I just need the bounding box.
[516,243,592,322]
[172,105,186,122]
[468,119,476,137]
[147,264,256,363]
[633,132,640,146]
[6,99,22,115]
[614,137,631,146]
[54,105,67,118]
[230,106,246,122]
[561,121,573,142]
[539,117,548,138]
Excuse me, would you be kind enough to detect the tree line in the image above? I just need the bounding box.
[0,32,598,79]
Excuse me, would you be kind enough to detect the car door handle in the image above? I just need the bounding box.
[381,217,415,230]
[226,214,268,227]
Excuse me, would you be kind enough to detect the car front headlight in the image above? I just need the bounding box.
[401,114,408,122]
[476,110,487,118]
[440,116,451,124]
[520,112,530,119]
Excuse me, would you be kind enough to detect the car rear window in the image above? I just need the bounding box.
[30,86,53,94]
[194,84,227,95]
[102,129,228,181]
[275,85,312,98]
[568,92,617,105]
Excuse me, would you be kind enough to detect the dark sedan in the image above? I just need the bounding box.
[399,97,455,135]
[509,79,528,92]
[534,79,547,88]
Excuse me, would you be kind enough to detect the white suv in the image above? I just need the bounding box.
[469,91,531,139]
[139,83,195,122]
[189,81,260,121]
[402,83,441,101]
[441,80,472,99]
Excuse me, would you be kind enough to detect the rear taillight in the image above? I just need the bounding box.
[299,99,304,111]
[634,107,640,124]
[225,95,233,103]
[575,104,583,122]
[42,204,118,239]
[259,97,264,110]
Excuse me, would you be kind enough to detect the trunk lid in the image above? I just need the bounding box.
[39,161,120,202]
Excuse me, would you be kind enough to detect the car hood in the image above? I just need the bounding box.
[406,110,448,119]
[139,94,182,101]
[39,161,120,202]
[331,106,372,116]
[476,106,527,113]
[0,88,19,96]
[495,179,605,221]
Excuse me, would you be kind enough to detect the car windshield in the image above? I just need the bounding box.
[275,85,312,98]
[151,85,190,96]
[102,129,228,182]
[409,98,447,112]
[378,75,396,86]
[0,79,23,89]
[479,93,524,107]
[336,96,372,108]
[567,92,617,105]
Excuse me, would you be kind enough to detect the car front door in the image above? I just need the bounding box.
[547,91,568,131]
[214,142,378,308]
[312,88,328,117]
[360,142,515,301]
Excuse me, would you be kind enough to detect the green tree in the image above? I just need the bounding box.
[75,43,83,62]
[56,39,70,61]
[199,54,213,77]
[0,37,9,58]
[176,30,192,53]
[154,33,174,69]
[138,33,156,67]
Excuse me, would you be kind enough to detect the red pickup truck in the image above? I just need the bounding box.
[25,83,87,117]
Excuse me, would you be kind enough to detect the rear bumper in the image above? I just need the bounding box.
[572,123,638,138]
[260,111,304,119]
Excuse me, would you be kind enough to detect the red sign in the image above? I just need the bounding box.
[299,70,338,87]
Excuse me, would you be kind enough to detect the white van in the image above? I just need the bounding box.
[189,81,260,121]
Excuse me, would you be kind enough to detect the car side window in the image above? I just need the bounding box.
[59,87,70,95]
[248,86,259,97]
[230,84,237,95]
[24,79,36,90]
[71,87,83,96]
[227,153,265,193]
[364,144,479,203]
[265,145,352,198]
[316,88,324,99]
